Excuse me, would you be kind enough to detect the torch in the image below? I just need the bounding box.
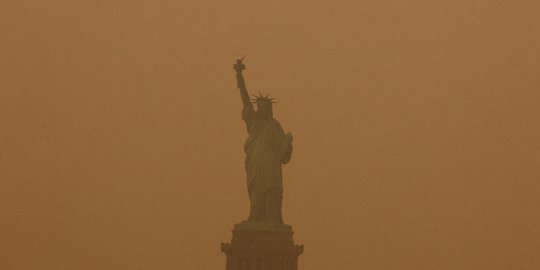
[234,56,246,73]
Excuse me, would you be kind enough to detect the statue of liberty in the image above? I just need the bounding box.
[233,58,293,231]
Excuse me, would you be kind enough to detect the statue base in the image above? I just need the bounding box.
[221,222,304,270]
[234,220,293,232]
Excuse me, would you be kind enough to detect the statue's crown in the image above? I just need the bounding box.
[251,92,278,104]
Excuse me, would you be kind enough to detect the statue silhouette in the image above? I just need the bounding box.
[234,59,293,227]
[221,60,303,270]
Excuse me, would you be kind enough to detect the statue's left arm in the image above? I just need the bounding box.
[281,133,293,164]
[276,122,293,164]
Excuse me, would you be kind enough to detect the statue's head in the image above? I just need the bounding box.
[252,92,277,118]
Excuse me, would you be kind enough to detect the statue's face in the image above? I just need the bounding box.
[256,101,273,118]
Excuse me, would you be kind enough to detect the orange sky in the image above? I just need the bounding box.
[1,1,539,269]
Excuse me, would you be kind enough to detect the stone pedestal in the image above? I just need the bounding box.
[221,225,303,270]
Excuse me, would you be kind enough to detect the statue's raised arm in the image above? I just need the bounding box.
[234,58,254,111]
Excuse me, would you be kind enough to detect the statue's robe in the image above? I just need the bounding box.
[242,107,292,223]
